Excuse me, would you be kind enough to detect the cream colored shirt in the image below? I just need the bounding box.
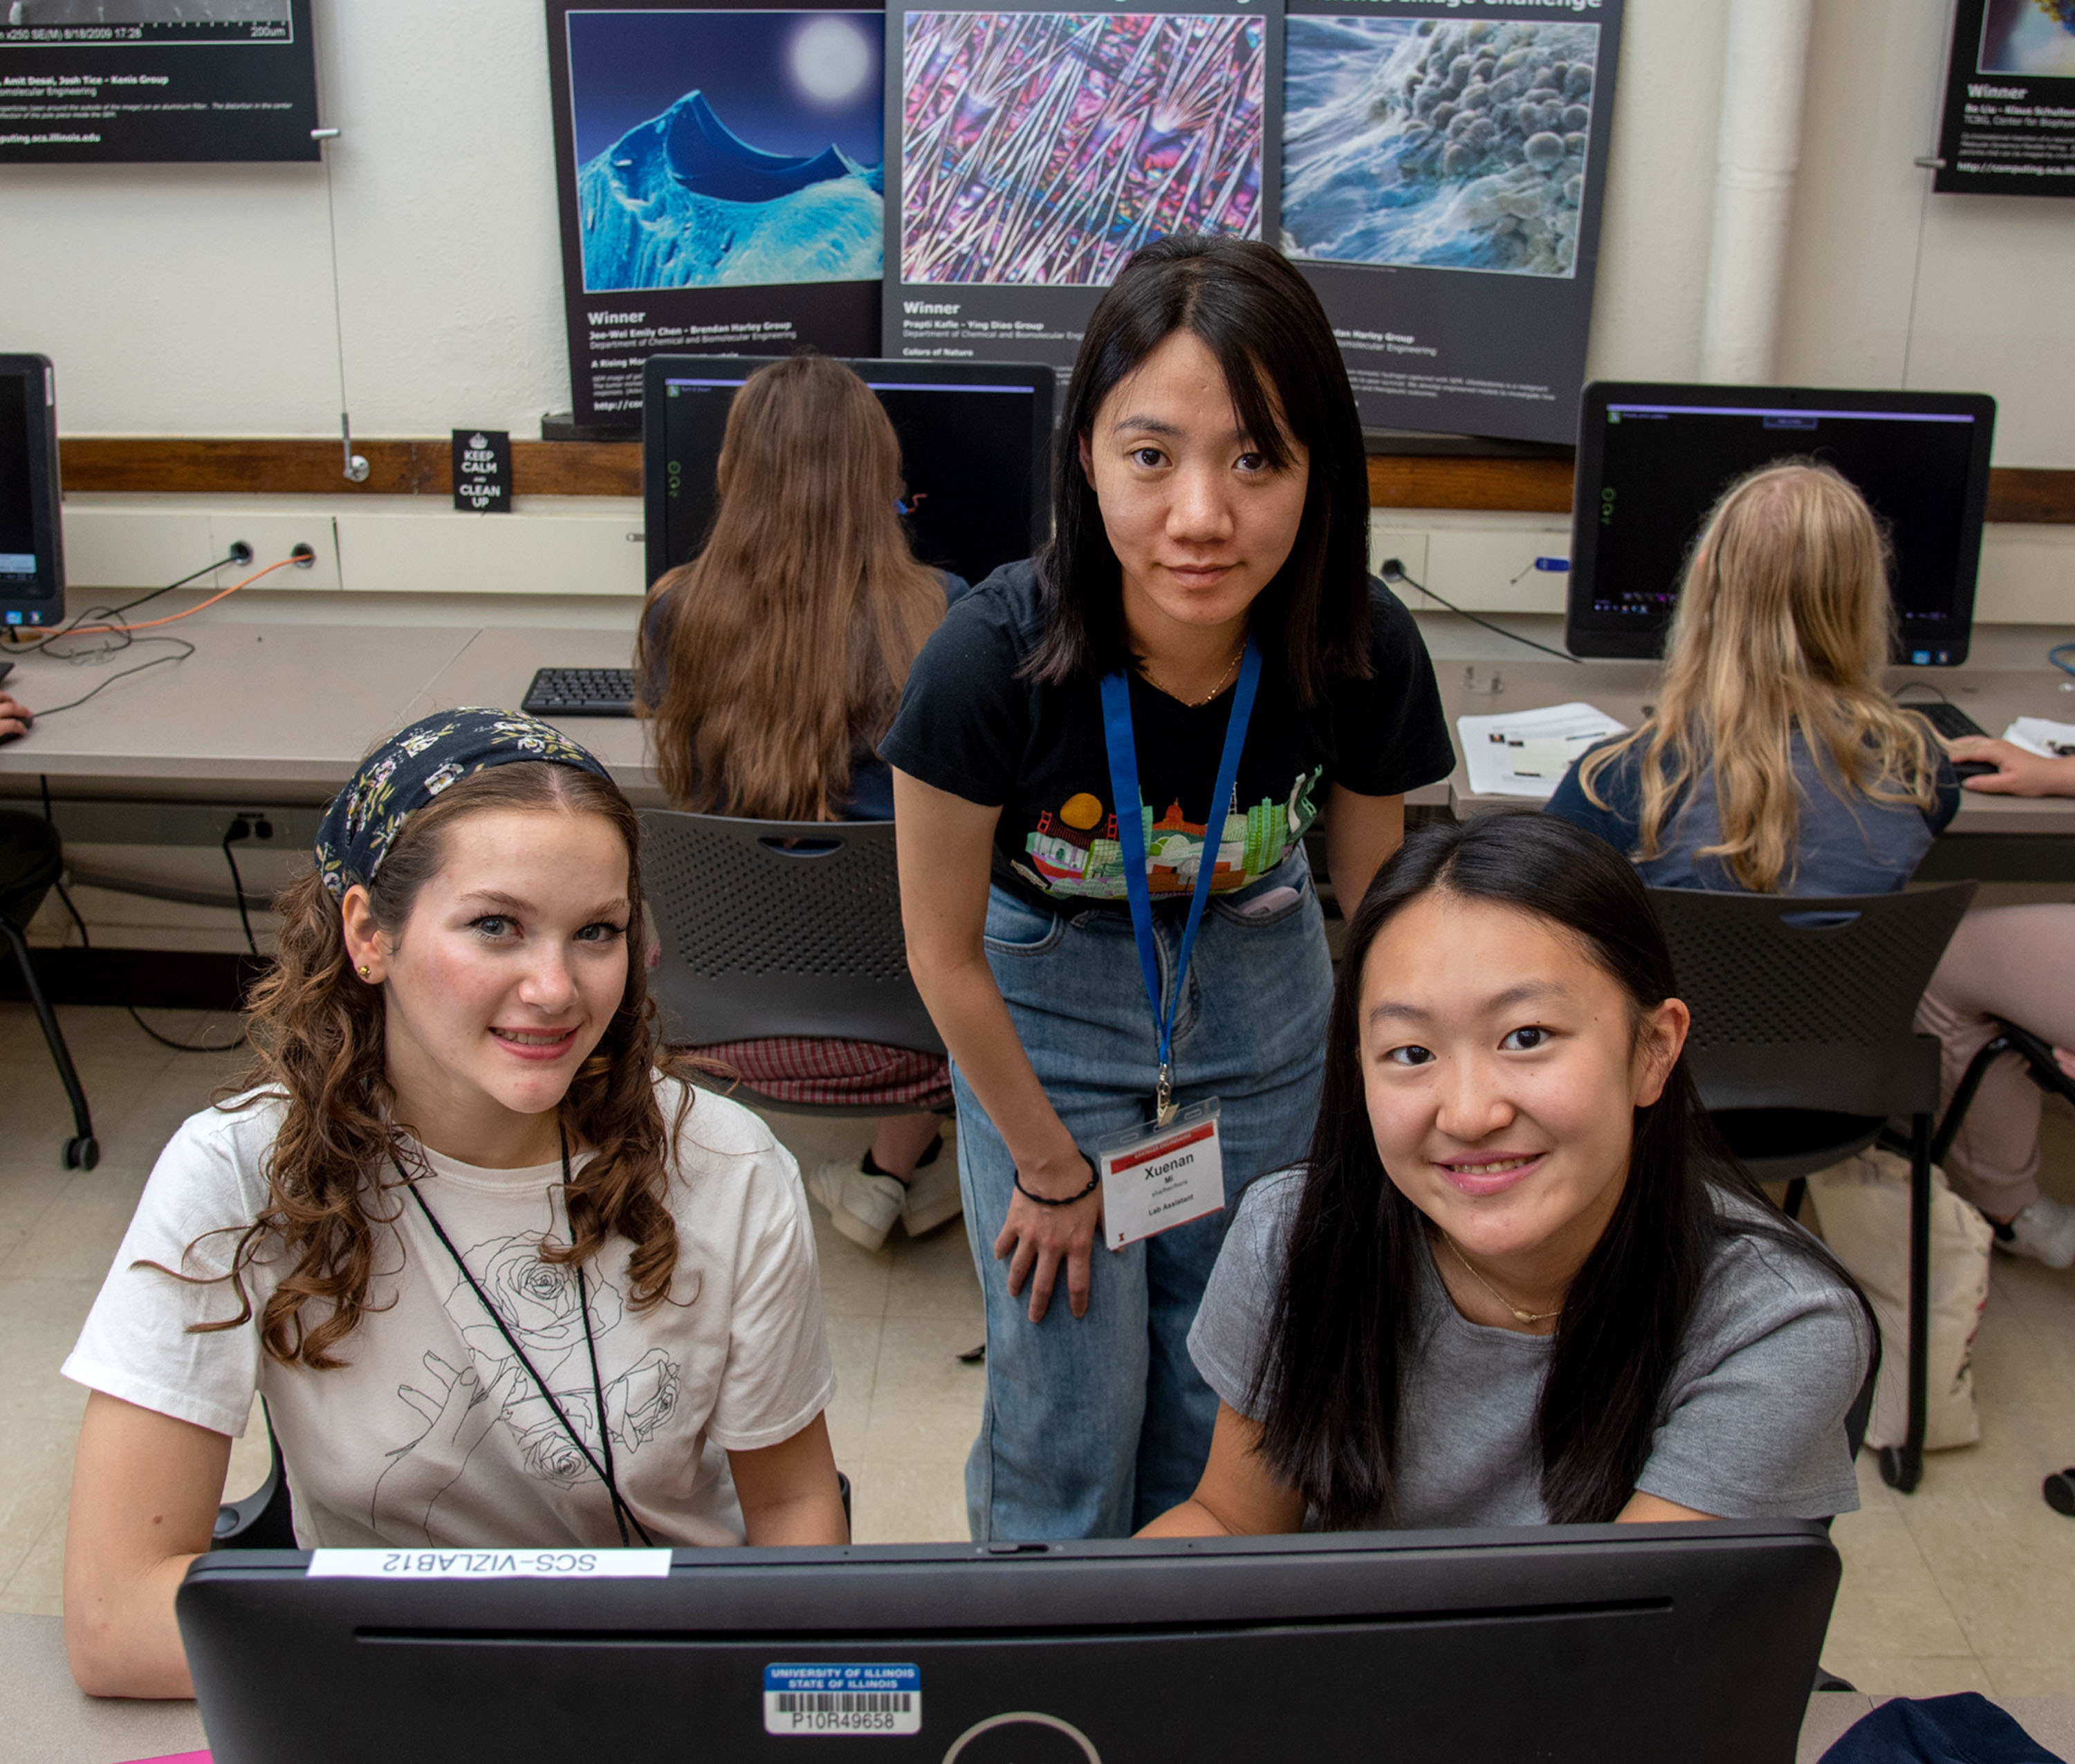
[65,1081,834,1548]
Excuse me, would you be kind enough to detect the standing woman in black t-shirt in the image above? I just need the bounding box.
[880,236,1455,1541]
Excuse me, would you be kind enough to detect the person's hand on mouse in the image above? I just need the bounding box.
[1947,735,2075,797]
[0,690,30,740]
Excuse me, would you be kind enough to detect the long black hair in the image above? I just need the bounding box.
[1028,233,1373,706]
[1251,813,1874,1527]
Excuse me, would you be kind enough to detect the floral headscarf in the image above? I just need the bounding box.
[315,709,613,901]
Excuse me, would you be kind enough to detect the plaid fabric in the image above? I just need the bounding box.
[697,1036,953,1110]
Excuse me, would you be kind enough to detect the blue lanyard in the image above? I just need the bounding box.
[1100,636,1262,1123]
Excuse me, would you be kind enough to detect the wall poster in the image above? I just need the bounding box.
[0,0,317,163]
[1935,0,2075,196]
[1282,0,1621,443]
[545,0,887,432]
[883,0,1280,383]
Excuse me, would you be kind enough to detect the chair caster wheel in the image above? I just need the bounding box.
[64,1135,99,1170]
[1877,1445,1921,1494]
[2045,1470,2075,1516]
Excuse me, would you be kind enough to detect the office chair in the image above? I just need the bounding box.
[1648,882,1977,1496]
[0,907,98,1170]
[212,1406,857,1546]
[212,1407,295,1551]
[637,811,945,1117]
[1928,1016,2075,1519]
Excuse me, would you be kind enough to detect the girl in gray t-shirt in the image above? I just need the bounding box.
[1145,814,1875,1538]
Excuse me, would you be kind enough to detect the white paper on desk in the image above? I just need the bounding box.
[1458,702,1628,800]
[2002,717,2075,759]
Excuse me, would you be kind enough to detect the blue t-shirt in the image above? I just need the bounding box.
[1544,731,1959,894]
[641,569,968,821]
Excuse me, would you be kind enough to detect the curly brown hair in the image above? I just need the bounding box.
[189,762,697,1369]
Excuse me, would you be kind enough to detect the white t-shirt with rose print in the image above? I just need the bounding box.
[63,1079,835,1549]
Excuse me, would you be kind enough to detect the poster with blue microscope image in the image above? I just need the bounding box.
[545,0,885,432]
[1282,0,1621,444]
[1934,0,2075,195]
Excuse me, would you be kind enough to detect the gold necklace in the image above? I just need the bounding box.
[1138,644,1244,708]
[1439,1231,1563,1325]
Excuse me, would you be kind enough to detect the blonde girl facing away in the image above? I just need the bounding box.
[63,713,846,1700]
[1547,461,1959,895]
[634,354,966,1252]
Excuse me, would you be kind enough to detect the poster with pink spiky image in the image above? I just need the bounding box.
[883,0,1280,382]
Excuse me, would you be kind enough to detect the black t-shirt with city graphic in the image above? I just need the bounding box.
[879,560,1456,910]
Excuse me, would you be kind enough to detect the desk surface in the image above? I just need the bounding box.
[0,621,653,794]
[1437,658,2075,836]
[6,623,2075,838]
[3,1609,2071,1764]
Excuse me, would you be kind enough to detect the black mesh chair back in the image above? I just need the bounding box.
[1648,881,1976,1497]
[1650,883,1975,1121]
[639,811,943,1056]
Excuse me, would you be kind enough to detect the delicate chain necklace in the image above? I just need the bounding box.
[1138,643,1245,708]
[1439,1230,1563,1325]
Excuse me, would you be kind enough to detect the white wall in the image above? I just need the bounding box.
[2,0,570,437]
[3,0,2071,457]
[1779,0,2075,469]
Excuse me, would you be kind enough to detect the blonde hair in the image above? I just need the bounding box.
[634,356,947,820]
[1578,460,1939,893]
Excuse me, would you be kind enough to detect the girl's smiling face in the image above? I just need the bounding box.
[343,807,631,1163]
[1357,890,1689,1292]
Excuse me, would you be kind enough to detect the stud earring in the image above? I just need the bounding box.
[358,964,372,980]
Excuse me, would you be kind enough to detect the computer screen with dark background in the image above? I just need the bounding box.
[1567,385,1995,664]
[0,374,37,584]
[0,356,63,629]
[644,358,1052,594]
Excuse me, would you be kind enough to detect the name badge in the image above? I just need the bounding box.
[1097,1099,1225,1251]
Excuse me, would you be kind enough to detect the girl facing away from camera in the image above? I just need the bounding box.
[1547,459,1958,896]
[635,353,963,1253]
[1145,814,1874,1537]
[62,713,846,1699]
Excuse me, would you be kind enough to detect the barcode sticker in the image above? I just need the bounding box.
[764,1664,921,1736]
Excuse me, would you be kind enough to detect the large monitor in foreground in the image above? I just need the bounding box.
[0,354,63,632]
[643,356,1053,595]
[1566,382,1996,664]
[179,1523,1838,1763]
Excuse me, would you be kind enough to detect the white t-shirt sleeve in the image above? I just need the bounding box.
[702,1137,837,1453]
[62,1103,272,1439]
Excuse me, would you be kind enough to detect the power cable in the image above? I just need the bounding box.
[1378,558,1583,664]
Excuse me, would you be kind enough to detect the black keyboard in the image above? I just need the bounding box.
[522,667,637,717]
[1910,699,1989,742]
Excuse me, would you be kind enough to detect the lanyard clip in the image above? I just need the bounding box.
[1156,1063,1176,1128]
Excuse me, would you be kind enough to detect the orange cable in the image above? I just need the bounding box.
[55,555,302,637]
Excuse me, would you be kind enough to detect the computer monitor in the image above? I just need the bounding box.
[178,1523,1838,1763]
[0,354,63,632]
[1565,382,1997,664]
[642,356,1053,594]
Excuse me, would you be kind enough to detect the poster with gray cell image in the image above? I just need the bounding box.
[5,3,288,22]
[0,0,315,160]
[1282,1,1621,445]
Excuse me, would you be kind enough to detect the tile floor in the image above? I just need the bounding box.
[3,1000,2075,1698]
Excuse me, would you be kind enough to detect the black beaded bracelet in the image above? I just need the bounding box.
[1013,1157,1099,1206]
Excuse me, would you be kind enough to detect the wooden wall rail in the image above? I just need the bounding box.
[54,437,2075,523]
[57,437,643,498]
